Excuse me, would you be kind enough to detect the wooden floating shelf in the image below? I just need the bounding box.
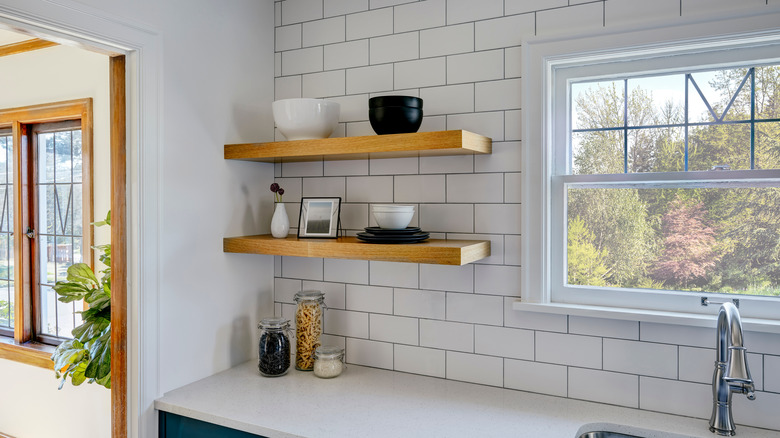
[224,130,491,163]
[223,235,491,266]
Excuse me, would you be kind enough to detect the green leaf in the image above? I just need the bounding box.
[85,331,111,380]
[72,316,110,344]
[66,263,99,285]
[92,210,111,227]
[53,281,93,303]
[70,361,88,386]
[51,339,87,375]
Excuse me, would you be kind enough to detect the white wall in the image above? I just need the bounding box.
[0,0,277,436]
[272,0,780,432]
[0,43,111,438]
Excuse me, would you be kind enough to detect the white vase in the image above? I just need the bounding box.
[270,202,290,238]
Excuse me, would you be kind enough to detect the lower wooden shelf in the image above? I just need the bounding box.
[223,235,490,266]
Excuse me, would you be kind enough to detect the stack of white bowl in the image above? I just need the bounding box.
[371,204,415,230]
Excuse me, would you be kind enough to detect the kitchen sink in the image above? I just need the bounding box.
[576,423,696,438]
[578,433,642,438]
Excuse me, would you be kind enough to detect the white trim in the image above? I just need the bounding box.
[521,9,780,322]
[0,2,162,437]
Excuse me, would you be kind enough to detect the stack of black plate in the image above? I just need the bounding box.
[357,227,429,244]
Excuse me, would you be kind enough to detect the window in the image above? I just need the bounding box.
[0,99,92,349]
[522,14,780,322]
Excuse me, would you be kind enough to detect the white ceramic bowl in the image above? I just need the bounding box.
[372,210,414,229]
[372,204,414,211]
[272,98,340,141]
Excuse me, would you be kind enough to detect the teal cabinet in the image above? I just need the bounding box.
[159,411,268,438]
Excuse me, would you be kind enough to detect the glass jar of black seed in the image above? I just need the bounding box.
[257,317,291,377]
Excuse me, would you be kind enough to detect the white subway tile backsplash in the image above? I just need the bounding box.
[370,157,419,175]
[282,47,323,76]
[749,352,764,391]
[604,339,677,379]
[505,303,567,332]
[419,84,474,116]
[447,351,503,387]
[274,278,303,304]
[419,115,447,132]
[420,155,474,174]
[302,280,347,309]
[275,177,303,203]
[320,334,346,351]
[371,0,417,8]
[346,175,394,202]
[475,141,522,173]
[475,325,534,360]
[281,256,324,280]
[303,70,346,98]
[347,64,394,94]
[395,175,445,203]
[420,264,474,293]
[475,79,522,112]
[503,174,520,206]
[766,355,780,392]
[678,346,713,384]
[605,0,681,27]
[504,235,521,266]
[447,50,504,84]
[569,368,638,408]
[505,0,566,15]
[395,57,447,90]
[505,359,568,397]
[394,344,445,378]
[640,322,711,348]
[475,204,521,235]
[681,0,768,16]
[281,160,323,177]
[324,159,369,176]
[420,23,474,58]
[569,316,639,340]
[639,377,710,419]
[346,8,393,40]
[446,0,504,25]
[370,261,419,289]
[303,16,345,47]
[281,0,324,25]
[347,284,394,314]
[419,203,473,233]
[505,46,522,79]
[420,319,473,352]
[338,203,369,230]
[474,14,535,51]
[447,112,505,141]
[328,94,369,123]
[536,2,604,37]
[370,314,418,344]
[476,265,520,296]
[275,52,282,77]
[276,25,302,52]
[325,0,368,17]
[394,288,446,320]
[275,0,281,27]
[325,40,369,70]
[275,76,302,100]
[393,0,446,33]
[323,258,369,284]
[302,177,346,198]
[370,32,419,64]
[447,293,503,325]
[447,173,504,203]
[744,330,780,355]
[733,390,780,431]
[536,332,602,368]
[325,308,369,338]
[346,337,394,369]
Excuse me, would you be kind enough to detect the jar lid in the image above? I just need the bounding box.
[315,345,344,359]
[258,317,290,330]
[294,290,324,302]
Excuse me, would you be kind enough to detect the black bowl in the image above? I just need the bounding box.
[369,106,423,135]
[369,95,423,109]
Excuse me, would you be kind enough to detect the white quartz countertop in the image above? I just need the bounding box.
[155,361,776,438]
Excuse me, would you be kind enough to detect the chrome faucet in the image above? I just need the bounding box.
[709,302,756,436]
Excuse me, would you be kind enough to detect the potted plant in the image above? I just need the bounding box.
[50,211,112,389]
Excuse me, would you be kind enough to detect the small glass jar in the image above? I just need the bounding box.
[294,290,325,371]
[313,346,345,379]
[257,317,291,377]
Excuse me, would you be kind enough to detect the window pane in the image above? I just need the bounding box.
[39,285,57,336]
[0,136,11,330]
[627,74,686,127]
[756,121,780,169]
[572,130,624,174]
[755,65,779,120]
[39,132,55,183]
[688,123,751,171]
[572,80,625,130]
[568,186,780,297]
[628,127,685,173]
[72,130,82,183]
[55,131,72,183]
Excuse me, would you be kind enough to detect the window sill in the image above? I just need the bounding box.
[0,337,55,370]
[512,301,780,335]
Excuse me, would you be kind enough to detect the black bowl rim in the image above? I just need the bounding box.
[369,106,423,112]
[369,95,423,109]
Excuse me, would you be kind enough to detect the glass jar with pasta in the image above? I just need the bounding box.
[293,290,325,371]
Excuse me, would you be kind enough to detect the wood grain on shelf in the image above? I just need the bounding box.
[224,235,490,266]
[224,130,491,162]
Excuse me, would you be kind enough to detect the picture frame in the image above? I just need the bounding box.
[297,197,342,238]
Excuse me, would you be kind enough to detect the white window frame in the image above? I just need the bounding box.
[520,11,780,333]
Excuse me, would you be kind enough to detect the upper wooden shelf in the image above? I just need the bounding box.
[224,130,491,163]
[223,235,490,266]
